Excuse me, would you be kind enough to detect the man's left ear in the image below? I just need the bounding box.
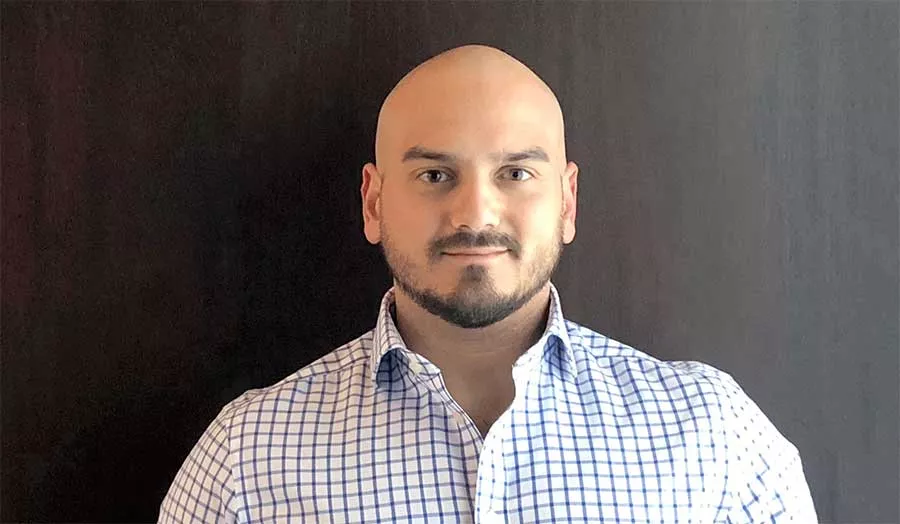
[562,161,578,244]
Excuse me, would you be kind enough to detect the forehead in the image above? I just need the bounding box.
[400,111,557,162]
[378,71,565,166]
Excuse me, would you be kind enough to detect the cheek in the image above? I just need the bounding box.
[381,196,439,250]
[514,195,563,243]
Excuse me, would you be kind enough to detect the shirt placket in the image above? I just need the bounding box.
[474,344,545,524]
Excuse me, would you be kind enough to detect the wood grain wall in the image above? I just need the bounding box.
[2,2,897,522]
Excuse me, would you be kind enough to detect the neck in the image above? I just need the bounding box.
[392,283,552,436]
[392,284,551,378]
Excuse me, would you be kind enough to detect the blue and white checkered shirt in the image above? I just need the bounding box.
[159,283,816,523]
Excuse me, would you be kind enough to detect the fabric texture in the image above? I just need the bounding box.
[159,283,817,523]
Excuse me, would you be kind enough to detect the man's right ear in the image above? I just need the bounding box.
[360,163,382,245]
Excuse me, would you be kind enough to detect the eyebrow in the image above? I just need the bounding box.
[494,147,551,163]
[401,146,551,164]
[402,146,457,163]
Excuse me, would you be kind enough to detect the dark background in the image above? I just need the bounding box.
[2,2,897,522]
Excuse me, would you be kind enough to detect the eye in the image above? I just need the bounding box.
[502,168,534,181]
[417,169,452,184]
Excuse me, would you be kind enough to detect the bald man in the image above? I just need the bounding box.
[160,46,816,523]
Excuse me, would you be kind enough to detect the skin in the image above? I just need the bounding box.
[360,45,578,435]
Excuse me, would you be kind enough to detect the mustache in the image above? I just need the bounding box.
[429,231,521,260]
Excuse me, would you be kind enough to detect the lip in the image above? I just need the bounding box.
[443,248,508,256]
[441,249,509,262]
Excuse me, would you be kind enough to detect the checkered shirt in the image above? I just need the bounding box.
[159,283,817,523]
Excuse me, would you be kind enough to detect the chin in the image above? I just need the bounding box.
[453,265,506,289]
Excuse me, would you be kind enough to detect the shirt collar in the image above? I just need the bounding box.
[368,282,575,384]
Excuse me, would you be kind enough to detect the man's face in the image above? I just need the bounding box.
[362,64,577,328]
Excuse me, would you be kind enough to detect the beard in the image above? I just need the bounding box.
[380,222,564,329]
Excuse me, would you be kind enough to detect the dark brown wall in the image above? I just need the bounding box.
[2,2,897,522]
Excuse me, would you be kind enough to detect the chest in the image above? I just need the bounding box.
[229,389,725,523]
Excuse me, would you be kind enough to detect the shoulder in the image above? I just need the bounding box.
[213,330,375,431]
[567,325,807,455]
[562,320,816,518]
[564,319,744,404]
[561,319,786,447]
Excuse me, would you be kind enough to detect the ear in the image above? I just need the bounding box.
[561,161,578,244]
[361,162,383,244]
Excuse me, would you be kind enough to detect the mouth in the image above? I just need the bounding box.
[441,249,509,262]
[443,248,508,256]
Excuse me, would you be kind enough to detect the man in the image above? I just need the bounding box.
[160,45,816,523]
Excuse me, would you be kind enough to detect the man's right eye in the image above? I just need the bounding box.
[418,169,451,184]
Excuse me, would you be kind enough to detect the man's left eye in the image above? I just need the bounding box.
[504,168,533,181]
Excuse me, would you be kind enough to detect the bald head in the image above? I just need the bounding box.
[374,45,567,171]
[360,45,579,321]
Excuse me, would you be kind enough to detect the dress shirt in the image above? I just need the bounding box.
[159,283,817,523]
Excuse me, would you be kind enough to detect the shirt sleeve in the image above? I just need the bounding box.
[714,372,818,523]
[158,408,240,524]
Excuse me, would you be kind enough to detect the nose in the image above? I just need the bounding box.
[447,173,502,231]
